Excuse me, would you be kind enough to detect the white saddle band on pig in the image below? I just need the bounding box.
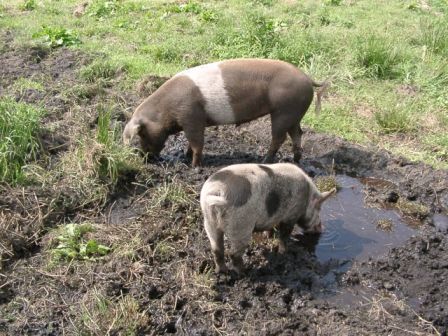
[178,62,236,124]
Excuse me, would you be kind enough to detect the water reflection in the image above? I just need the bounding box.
[293,176,417,265]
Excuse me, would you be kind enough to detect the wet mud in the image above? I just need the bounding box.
[1,43,448,335]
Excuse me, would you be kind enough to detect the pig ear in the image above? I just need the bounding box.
[318,188,337,205]
[123,120,141,145]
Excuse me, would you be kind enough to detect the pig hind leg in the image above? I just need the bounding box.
[186,145,193,159]
[287,124,303,163]
[263,114,290,163]
[263,107,301,163]
[204,218,227,273]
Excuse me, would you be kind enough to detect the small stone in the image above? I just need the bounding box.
[433,214,448,233]
[383,281,395,290]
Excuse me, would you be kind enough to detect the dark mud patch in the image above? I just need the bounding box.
[346,231,448,334]
[3,129,446,335]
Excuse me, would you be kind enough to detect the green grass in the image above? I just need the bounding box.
[0,0,447,168]
[32,25,81,48]
[354,34,404,79]
[80,59,126,83]
[374,103,417,134]
[19,0,37,11]
[42,104,142,208]
[0,98,44,184]
[50,223,111,262]
[418,16,448,56]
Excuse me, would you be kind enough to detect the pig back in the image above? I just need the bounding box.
[202,163,312,232]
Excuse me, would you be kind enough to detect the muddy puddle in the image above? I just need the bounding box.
[293,175,418,267]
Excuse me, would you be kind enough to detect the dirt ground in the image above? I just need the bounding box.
[1,43,447,335]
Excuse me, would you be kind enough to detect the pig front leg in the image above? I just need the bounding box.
[277,221,294,254]
[184,126,204,167]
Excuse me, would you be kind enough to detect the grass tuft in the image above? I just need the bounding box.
[376,219,394,232]
[19,0,37,11]
[80,59,126,83]
[54,105,141,208]
[150,176,197,213]
[418,17,448,56]
[0,98,43,184]
[396,198,430,219]
[76,289,149,334]
[315,175,339,193]
[212,12,284,59]
[324,0,342,5]
[374,104,416,134]
[87,0,120,18]
[355,35,403,79]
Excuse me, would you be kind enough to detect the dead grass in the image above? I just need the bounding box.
[376,218,394,232]
[363,291,441,336]
[315,175,339,193]
[0,185,60,271]
[74,288,149,335]
[396,198,430,220]
[136,74,169,97]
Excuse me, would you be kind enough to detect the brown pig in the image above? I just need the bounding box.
[123,59,328,167]
[200,163,336,273]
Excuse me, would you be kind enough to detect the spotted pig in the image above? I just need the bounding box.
[200,163,336,273]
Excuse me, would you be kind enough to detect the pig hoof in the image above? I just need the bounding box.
[215,264,228,274]
[262,156,275,164]
[230,264,244,275]
[293,153,302,163]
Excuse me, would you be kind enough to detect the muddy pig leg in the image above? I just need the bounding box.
[229,234,252,274]
[287,124,303,163]
[204,218,227,273]
[186,145,193,159]
[277,221,295,254]
[263,114,289,163]
[184,126,204,167]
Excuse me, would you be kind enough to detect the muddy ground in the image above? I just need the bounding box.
[1,42,447,335]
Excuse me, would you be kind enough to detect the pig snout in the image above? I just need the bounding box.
[307,221,324,234]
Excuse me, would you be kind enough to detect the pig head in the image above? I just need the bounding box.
[123,59,328,166]
[200,163,336,273]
